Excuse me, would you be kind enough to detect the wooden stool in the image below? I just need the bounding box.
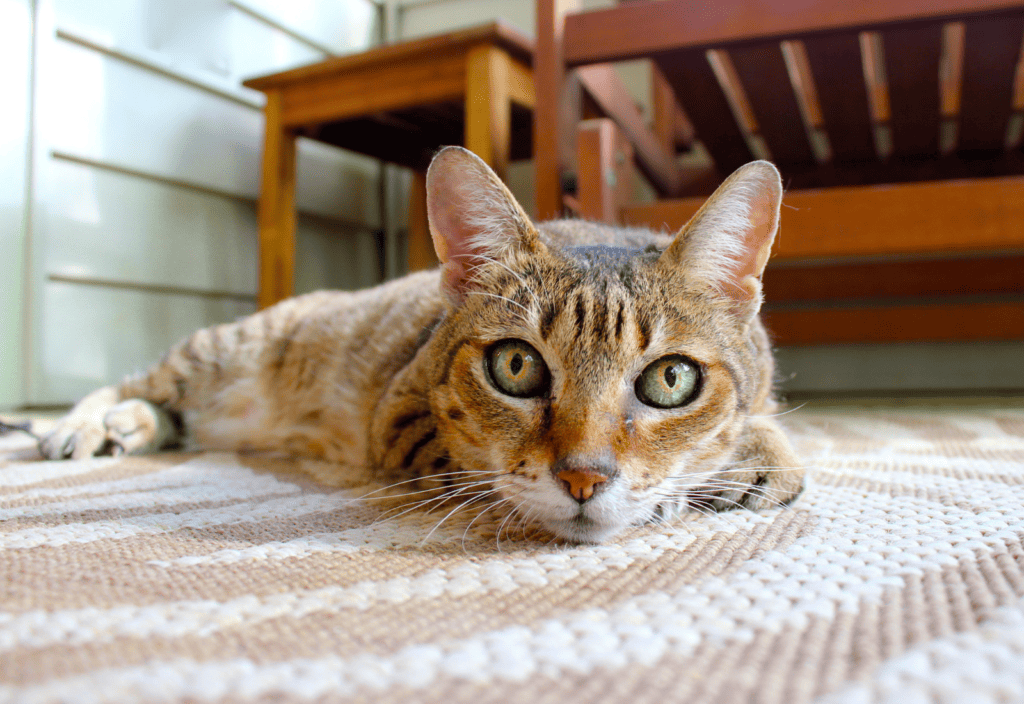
[244,22,535,309]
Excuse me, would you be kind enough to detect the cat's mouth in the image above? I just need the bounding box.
[540,513,621,544]
[500,472,639,543]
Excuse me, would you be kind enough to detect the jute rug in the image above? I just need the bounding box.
[1,401,1023,703]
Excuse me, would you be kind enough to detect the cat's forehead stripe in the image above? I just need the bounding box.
[573,294,587,333]
[539,303,558,341]
[440,337,473,385]
[636,312,652,352]
[591,297,609,340]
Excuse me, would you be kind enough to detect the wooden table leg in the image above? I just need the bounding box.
[465,44,511,180]
[406,171,438,271]
[534,0,580,220]
[257,90,297,310]
[576,118,635,224]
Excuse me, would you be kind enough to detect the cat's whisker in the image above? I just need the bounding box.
[496,509,520,550]
[687,484,788,507]
[365,473,500,496]
[494,500,526,553]
[683,464,804,478]
[369,497,448,525]
[652,474,793,514]
[695,477,793,499]
[460,499,502,548]
[667,466,802,493]
[357,478,498,506]
[682,499,717,519]
[518,507,542,543]
[685,478,782,492]
[420,491,498,545]
[716,456,780,470]
[695,484,790,510]
[408,480,498,507]
[747,402,808,419]
[375,492,495,527]
[459,492,523,551]
[651,497,700,519]
[353,471,500,502]
[703,492,763,512]
[677,465,751,480]
[725,465,805,473]
[368,484,496,525]
[363,468,499,490]
[510,503,537,539]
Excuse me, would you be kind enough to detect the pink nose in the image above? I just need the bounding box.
[556,469,608,503]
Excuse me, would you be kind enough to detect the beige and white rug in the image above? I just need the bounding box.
[2,401,1023,703]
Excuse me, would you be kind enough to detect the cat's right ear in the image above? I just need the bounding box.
[426,146,543,304]
[658,160,783,321]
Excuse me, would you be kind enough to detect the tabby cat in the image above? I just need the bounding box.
[39,146,803,543]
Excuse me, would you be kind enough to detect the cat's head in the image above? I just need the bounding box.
[424,147,782,543]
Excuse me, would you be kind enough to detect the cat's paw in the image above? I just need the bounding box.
[39,418,107,460]
[39,387,119,459]
[711,416,805,512]
[718,464,805,511]
[39,388,175,460]
[103,400,177,455]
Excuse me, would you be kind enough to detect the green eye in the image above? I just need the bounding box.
[486,339,549,398]
[635,355,700,409]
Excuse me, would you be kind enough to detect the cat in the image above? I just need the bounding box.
[38,146,803,543]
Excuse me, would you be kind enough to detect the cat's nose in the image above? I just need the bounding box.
[555,468,609,503]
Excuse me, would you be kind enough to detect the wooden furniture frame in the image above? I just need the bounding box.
[245,22,534,309]
[535,0,1024,346]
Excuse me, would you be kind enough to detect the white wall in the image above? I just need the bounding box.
[0,0,34,409]
[776,342,1024,397]
[391,0,619,40]
[17,0,385,405]
[395,0,534,39]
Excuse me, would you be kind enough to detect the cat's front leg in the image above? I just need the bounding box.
[711,415,804,511]
[39,387,178,459]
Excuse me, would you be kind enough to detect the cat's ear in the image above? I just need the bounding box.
[658,160,782,319]
[426,146,543,304]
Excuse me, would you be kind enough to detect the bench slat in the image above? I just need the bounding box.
[883,23,944,157]
[730,41,817,165]
[804,32,878,163]
[655,49,754,176]
[958,14,1024,153]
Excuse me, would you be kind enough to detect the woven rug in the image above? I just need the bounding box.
[2,401,1023,704]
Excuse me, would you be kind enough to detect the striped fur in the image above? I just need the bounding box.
[38,148,803,543]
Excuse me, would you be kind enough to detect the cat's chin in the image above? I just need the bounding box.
[540,515,625,544]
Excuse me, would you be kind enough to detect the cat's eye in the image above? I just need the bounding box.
[635,355,700,409]
[485,339,549,398]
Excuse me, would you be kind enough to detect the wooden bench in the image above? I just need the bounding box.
[534,0,1024,346]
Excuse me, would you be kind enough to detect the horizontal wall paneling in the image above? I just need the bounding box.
[37,281,256,401]
[26,0,385,404]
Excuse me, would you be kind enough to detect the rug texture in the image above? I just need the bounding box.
[1,402,1023,704]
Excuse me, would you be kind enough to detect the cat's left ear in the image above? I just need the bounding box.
[426,146,544,304]
[658,160,783,320]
